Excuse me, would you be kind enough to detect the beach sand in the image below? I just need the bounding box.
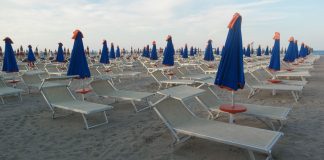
[1,58,324,160]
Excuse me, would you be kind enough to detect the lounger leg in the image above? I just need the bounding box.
[247,150,256,160]
[82,111,109,130]
[1,97,4,104]
[18,93,22,102]
[131,99,152,112]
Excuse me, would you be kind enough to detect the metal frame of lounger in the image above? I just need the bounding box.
[245,72,303,102]
[151,96,283,160]
[150,70,194,90]
[39,76,113,130]
[90,78,154,112]
[195,84,290,131]
[176,67,212,80]
[0,77,23,104]
[198,64,217,74]
[21,70,62,93]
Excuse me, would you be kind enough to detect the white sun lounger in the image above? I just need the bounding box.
[40,76,113,129]
[151,70,194,89]
[21,70,62,93]
[195,84,291,131]
[175,67,212,80]
[245,72,303,102]
[90,79,154,112]
[0,77,23,104]
[152,96,283,160]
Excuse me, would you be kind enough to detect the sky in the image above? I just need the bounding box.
[0,0,323,51]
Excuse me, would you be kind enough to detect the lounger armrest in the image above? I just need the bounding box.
[43,75,79,82]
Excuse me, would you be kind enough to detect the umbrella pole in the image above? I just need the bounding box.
[231,91,235,107]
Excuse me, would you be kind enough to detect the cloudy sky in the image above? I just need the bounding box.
[0,0,323,51]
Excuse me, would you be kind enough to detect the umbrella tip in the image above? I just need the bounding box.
[3,37,13,44]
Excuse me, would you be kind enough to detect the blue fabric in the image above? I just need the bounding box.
[245,45,251,57]
[294,42,299,60]
[182,45,188,58]
[180,48,184,56]
[265,46,269,55]
[162,38,175,66]
[109,44,116,59]
[257,46,261,56]
[194,48,197,55]
[2,39,19,72]
[243,47,246,56]
[221,46,225,56]
[268,39,280,71]
[142,46,150,58]
[116,46,120,58]
[216,47,220,55]
[215,16,244,91]
[189,46,194,56]
[150,43,158,60]
[56,44,65,62]
[299,44,305,58]
[283,41,295,62]
[27,46,36,62]
[100,41,109,64]
[67,31,91,78]
[204,41,214,61]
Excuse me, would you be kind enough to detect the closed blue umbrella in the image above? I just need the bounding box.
[204,40,214,61]
[27,45,36,63]
[109,43,116,59]
[243,47,246,56]
[56,43,65,62]
[257,45,261,56]
[265,46,269,56]
[216,47,220,55]
[194,47,197,55]
[294,40,299,60]
[67,30,90,78]
[100,40,109,64]
[150,41,158,60]
[162,35,175,66]
[221,46,225,56]
[268,32,280,71]
[245,45,251,57]
[182,44,188,58]
[2,37,19,72]
[299,43,305,58]
[189,46,194,56]
[116,45,121,58]
[215,13,244,91]
[180,47,184,56]
[283,37,295,63]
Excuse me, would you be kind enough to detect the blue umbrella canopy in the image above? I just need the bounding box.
[100,40,110,64]
[180,47,184,56]
[182,44,188,58]
[299,43,307,58]
[245,45,251,57]
[162,35,175,66]
[294,40,299,60]
[257,45,262,56]
[215,13,244,91]
[243,47,246,56]
[27,45,36,62]
[283,37,295,62]
[189,46,194,56]
[194,47,197,55]
[216,47,220,55]
[221,45,225,56]
[142,45,150,58]
[116,45,121,58]
[2,37,19,72]
[150,41,158,60]
[204,40,214,61]
[67,30,91,78]
[265,46,269,56]
[56,43,65,62]
[268,32,280,71]
[109,43,116,59]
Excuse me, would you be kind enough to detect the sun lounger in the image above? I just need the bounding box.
[151,70,194,89]
[196,84,291,131]
[90,79,154,112]
[40,76,113,129]
[21,70,62,93]
[0,77,23,104]
[245,72,303,102]
[152,96,283,160]
[175,67,212,80]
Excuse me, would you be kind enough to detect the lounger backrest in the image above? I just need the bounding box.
[197,85,222,108]
[18,64,28,71]
[45,65,60,72]
[89,67,101,76]
[178,67,189,75]
[90,79,116,96]
[151,70,168,81]
[252,68,267,81]
[22,73,42,85]
[172,68,184,77]
[244,72,260,86]
[41,85,75,103]
[111,67,122,73]
[154,97,195,127]
[0,78,7,88]
[36,63,46,70]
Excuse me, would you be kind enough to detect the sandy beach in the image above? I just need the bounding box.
[0,57,323,160]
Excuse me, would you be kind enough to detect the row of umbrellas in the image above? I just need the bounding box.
[1,13,313,109]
